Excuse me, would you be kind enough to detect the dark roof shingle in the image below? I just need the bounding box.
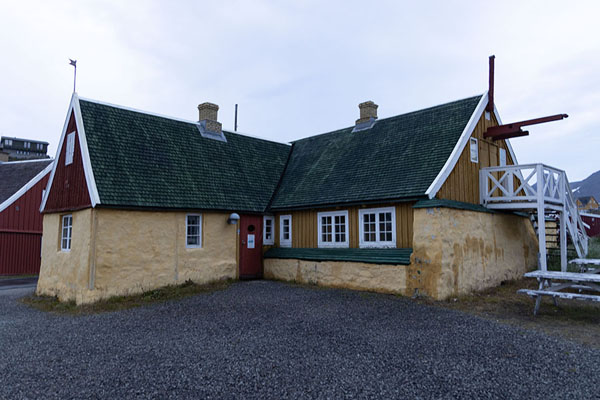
[0,160,53,204]
[79,100,291,212]
[269,95,482,209]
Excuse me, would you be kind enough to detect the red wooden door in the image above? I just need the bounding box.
[239,215,263,279]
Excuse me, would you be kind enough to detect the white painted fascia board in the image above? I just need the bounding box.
[425,92,488,199]
[40,93,100,212]
[0,162,53,213]
[73,95,101,207]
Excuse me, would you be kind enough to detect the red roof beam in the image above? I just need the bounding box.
[484,113,568,140]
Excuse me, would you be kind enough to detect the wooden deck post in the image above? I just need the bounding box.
[536,164,547,271]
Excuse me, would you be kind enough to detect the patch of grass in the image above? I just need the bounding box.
[22,279,232,315]
[587,236,600,259]
[0,274,38,280]
[422,278,600,348]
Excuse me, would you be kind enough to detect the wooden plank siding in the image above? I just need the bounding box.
[436,112,515,204]
[44,111,92,213]
[272,202,414,249]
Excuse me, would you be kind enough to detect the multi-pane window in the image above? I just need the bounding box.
[36,143,44,150]
[61,214,72,251]
[24,142,31,149]
[280,215,292,247]
[186,214,202,248]
[4,139,12,146]
[263,216,274,245]
[65,132,75,165]
[318,211,349,248]
[359,207,396,248]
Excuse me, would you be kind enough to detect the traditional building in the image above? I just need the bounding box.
[36,90,540,304]
[1,136,50,160]
[576,196,599,211]
[0,159,53,275]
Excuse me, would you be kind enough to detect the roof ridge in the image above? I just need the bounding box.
[291,94,484,143]
[78,96,290,146]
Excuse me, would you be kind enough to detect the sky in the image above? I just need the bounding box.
[0,0,598,181]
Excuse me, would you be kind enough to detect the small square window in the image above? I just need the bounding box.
[359,207,396,248]
[318,211,348,248]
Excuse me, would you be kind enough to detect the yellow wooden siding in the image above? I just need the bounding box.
[272,202,414,249]
[437,112,515,204]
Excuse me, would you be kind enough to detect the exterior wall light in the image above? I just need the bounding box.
[228,213,240,224]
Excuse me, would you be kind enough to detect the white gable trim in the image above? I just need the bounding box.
[425,93,488,199]
[0,162,53,213]
[40,93,100,212]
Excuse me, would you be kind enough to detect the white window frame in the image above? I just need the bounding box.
[4,139,12,146]
[317,210,349,248]
[24,141,30,149]
[470,137,478,163]
[61,214,72,252]
[65,132,75,165]
[358,207,396,248]
[499,147,507,167]
[280,215,292,247]
[185,214,202,248]
[263,215,275,245]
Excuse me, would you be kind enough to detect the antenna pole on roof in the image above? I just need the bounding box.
[487,55,495,113]
[234,104,238,132]
[69,59,77,93]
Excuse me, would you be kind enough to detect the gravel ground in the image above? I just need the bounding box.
[1,281,599,399]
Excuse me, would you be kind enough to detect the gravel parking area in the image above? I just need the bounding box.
[1,281,599,399]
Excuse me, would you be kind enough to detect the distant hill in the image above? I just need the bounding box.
[571,170,600,203]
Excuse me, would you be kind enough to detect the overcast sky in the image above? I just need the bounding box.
[0,1,598,181]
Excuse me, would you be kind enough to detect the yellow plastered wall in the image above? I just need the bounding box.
[409,207,538,299]
[37,209,94,304]
[37,209,237,304]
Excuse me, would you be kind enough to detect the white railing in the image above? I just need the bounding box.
[480,163,588,262]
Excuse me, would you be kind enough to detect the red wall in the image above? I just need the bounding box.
[44,110,91,213]
[582,214,600,238]
[0,173,49,275]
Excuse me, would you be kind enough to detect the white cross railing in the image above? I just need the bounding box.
[480,163,588,270]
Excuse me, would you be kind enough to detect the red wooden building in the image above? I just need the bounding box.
[0,159,53,275]
[581,213,600,238]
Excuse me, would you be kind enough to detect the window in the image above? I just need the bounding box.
[24,142,30,149]
[61,214,72,251]
[470,137,478,163]
[186,214,202,248]
[4,139,12,146]
[499,148,506,167]
[280,215,292,247]
[358,207,396,248]
[317,210,349,248]
[65,132,75,165]
[36,143,43,150]
[263,216,274,245]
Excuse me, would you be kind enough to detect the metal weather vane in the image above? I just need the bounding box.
[69,59,77,93]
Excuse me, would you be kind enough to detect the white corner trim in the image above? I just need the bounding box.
[73,95,101,207]
[40,93,100,212]
[0,162,53,213]
[425,92,489,199]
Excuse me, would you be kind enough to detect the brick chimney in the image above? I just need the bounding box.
[198,102,222,134]
[356,101,378,125]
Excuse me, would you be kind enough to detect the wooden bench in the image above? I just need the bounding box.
[519,269,600,315]
[569,258,600,273]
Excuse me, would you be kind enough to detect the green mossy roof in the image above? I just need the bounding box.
[263,247,412,265]
[79,94,482,212]
[79,100,291,212]
[269,95,483,210]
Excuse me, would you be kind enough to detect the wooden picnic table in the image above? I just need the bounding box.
[518,263,600,315]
